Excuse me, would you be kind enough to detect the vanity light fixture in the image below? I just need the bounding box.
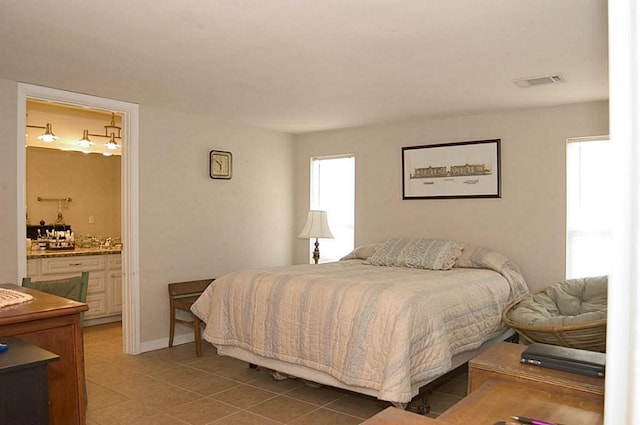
[26,122,60,143]
[27,111,123,154]
[77,130,94,148]
[37,123,59,143]
[105,133,119,150]
[77,112,122,150]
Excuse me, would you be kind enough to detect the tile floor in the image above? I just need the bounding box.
[84,323,467,424]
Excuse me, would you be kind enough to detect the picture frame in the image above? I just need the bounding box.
[209,150,232,179]
[402,139,501,199]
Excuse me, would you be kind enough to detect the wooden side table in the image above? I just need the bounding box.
[0,337,60,425]
[467,342,604,401]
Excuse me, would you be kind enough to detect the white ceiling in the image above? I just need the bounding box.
[0,0,608,134]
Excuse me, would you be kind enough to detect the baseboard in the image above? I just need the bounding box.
[139,331,195,353]
[84,315,122,327]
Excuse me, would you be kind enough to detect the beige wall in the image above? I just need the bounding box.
[0,79,19,281]
[26,147,121,239]
[293,101,609,292]
[0,79,295,346]
[137,105,294,342]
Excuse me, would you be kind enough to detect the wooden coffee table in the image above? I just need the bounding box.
[438,342,604,425]
[467,342,604,400]
[438,378,603,425]
[360,406,452,424]
[360,342,605,425]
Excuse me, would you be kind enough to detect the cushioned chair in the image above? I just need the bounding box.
[168,278,215,356]
[503,275,607,352]
[22,272,90,323]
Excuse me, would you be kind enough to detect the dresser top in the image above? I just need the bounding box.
[0,283,88,325]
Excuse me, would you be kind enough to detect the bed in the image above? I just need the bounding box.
[191,238,529,406]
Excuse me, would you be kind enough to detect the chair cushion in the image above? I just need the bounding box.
[507,276,608,327]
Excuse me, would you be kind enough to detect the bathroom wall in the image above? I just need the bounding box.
[26,147,121,239]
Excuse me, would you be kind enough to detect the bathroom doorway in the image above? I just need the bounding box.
[16,83,141,354]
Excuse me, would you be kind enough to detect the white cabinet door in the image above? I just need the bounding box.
[106,269,122,315]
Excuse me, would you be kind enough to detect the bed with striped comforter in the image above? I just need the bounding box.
[191,245,528,404]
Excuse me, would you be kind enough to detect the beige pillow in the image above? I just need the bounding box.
[340,243,382,260]
[367,238,464,270]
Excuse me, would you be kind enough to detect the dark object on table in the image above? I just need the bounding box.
[521,342,605,378]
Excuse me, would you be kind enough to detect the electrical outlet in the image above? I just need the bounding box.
[89,215,95,224]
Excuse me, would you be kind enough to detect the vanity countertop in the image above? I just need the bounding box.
[27,247,122,259]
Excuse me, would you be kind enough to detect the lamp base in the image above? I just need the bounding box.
[312,238,320,264]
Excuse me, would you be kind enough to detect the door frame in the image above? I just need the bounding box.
[16,83,141,354]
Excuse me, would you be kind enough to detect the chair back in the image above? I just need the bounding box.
[22,272,90,322]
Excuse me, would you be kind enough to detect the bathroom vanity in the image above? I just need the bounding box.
[27,248,122,324]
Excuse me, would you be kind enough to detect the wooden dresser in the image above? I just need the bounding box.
[0,283,88,425]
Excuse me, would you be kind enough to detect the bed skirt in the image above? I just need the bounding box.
[214,327,515,405]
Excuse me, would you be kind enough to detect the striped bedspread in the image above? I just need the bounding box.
[192,251,528,403]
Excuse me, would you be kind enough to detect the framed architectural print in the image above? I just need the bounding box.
[209,150,232,179]
[402,139,501,199]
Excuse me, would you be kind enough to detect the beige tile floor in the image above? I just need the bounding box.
[84,323,467,424]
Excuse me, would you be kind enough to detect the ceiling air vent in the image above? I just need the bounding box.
[514,74,567,88]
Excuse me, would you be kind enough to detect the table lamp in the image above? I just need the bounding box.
[298,210,334,264]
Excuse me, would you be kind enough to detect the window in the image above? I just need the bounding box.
[309,155,355,263]
[566,137,613,279]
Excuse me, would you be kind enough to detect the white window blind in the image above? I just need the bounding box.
[566,137,613,279]
[309,155,355,263]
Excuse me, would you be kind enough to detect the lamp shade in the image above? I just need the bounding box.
[297,210,334,239]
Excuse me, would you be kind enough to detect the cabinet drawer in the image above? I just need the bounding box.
[41,256,106,275]
[87,272,106,294]
[107,254,121,269]
[106,270,122,315]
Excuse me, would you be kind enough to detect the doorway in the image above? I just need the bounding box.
[16,83,141,354]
